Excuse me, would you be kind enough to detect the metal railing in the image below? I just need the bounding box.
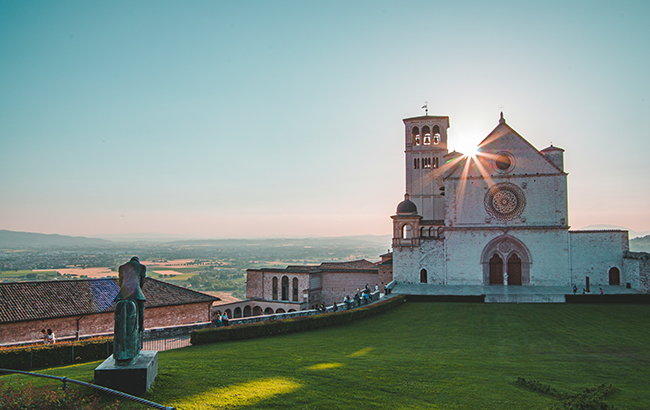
[0,368,175,410]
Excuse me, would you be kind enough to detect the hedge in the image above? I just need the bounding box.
[0,338,113,371]
[190,295,407,346]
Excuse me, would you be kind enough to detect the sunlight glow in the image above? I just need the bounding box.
[348,347,375,357]
[177,377,302,409]
[305,362,345,370]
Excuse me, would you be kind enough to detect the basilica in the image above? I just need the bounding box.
[390,113,648,292]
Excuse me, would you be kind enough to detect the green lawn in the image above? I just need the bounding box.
[3,303,649,409]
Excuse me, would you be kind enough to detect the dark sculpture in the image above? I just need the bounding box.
[114,256,146,364]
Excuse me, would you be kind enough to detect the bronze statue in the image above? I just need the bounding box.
[114,256,146,364]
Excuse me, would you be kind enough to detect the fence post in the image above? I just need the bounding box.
[71,344,74,364]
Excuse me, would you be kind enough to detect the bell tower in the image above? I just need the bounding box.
[403,115,449,221]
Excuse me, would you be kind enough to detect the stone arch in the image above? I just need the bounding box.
[243,305,252,317]
[401,224,412,239]
[233,307,242,318]
[288,309,296,312]
[224,309,232,318]
[481,235,531,285]
[253,306,263,316]
[276,308,285,314]
[264,307,274,315]
[609,267,620,286]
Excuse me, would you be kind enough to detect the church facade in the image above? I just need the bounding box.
[391,113,647,291]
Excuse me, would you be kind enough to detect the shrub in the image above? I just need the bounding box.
[515,378,622,410]
[0,338,113,371]
[0,379,122,410]
[191,295,407,345]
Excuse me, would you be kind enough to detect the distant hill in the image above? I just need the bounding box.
[577,224,650,239]
[168,235,392,249]
[630,235,650,253]
[0,230,113,249]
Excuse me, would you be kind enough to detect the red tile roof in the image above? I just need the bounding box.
[0,278,219,324]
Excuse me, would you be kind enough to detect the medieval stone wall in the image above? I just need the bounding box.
[570,231,628,288]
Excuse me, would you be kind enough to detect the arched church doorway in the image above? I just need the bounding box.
[420,269,427,283]
[609,267,620,286]
[489,254,504,284]
[482,235,532,285]
[507,254,522,285]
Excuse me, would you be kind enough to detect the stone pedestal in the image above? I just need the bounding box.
[94,351,158,396]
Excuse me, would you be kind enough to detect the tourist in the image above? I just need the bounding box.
[221,311,229,326]
[375,284,379,293]
[363,292,370,304]
[46,328,56,344]
[600,288,604,295]
[332,302,338,312]
[41,329,48,344]
[573,285,577,294]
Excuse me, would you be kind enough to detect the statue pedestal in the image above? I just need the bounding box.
[94,351,158,396]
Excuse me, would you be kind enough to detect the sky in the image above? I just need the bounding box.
[1,0,649,239]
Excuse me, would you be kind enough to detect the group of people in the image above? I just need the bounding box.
[212,310,230,327]
[40,328,55,344]
[343,284,379,308]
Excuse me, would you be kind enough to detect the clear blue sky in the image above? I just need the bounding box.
[1,0,649,238]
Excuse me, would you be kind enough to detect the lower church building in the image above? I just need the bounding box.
[390,112,649,292]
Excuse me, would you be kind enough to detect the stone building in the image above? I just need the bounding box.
[215,260,388,318]
[390,112,649,292]
[0,277,219,345]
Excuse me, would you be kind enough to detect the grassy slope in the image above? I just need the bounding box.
[3,303,649,409]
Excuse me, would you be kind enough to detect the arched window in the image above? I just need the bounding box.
[429,227,436,238]
[281,276,289,301]
[253,306,262,316]
[292,277,299,301]
[243,305,252,317]
[432,125,440,145]
[264,307,274,315]
[233,307,242,318]
[272,277,278,300]
[422,126,431,145]
[420,269,428,283]
[412,127,421,145]
[420,227,426,237]
[401,224,412,239]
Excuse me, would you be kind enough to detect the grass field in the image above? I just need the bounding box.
[3,302,649,409]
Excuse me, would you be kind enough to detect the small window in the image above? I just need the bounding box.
[422,126,431,145]
[272,277,278,300]
[414,158,419,169]
[281,276,289,301]
[420,269,428,283]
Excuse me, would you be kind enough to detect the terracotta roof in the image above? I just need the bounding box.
[0,278,219,324]
[319,260,377,270]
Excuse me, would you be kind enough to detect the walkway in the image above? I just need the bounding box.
[390,283,640,303]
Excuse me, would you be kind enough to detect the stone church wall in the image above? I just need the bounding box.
[445,229,570,286]
[392,240,445,284]
[320,272,380,306]
[569,231,628,288]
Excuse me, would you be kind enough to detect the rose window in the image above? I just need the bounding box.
[484,183,526,220]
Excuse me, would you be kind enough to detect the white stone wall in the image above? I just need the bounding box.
[444,229,570,286]
[392,239,445,284]
[569,231,628,288]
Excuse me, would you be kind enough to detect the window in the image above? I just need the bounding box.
[272,277,278,300]
[420,269,428,283]
[422,126,431,145]
[401,224,412,239]
[414,158,419,169]
[412,127,420,145]
[292,277,299,301]
[423,158,432,169]
[281,276,289,301]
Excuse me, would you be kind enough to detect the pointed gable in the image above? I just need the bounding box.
[446,117,565,180]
